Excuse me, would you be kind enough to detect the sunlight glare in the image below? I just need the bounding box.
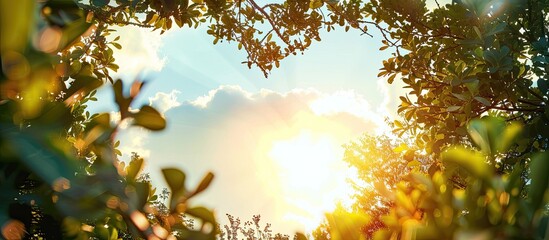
[268,131,356,231]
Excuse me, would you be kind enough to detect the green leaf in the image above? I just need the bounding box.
[62,217,82,237]
[162,168,186,196]
[442,146,491,180]
[58,18,92,51]
[528,152,549,211]
[65,76,103,100]
[452,93,469,101]
[109,227,118,240]
[186,207,216,224]
[93,224,110,239]
[92,0,110,7]
[467,117,520,155]
[113,80,130,118]
[485,22,506,36]
[126,156,143,181]
[134,182,150,209]
[474,96,491,106]
[190,172,214,197]
[499,122,522,153]
[473,26,482,39]
[537,78,548,93]
[506,163,524,193]
[447,106,461,112]
[6,129,75,186]
[467,117,504,155]
[132,105,166,131]
[1,0,34,53]
[110,42,121,49]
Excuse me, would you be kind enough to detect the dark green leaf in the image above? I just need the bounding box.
[65,76,103,100]
[186,207,216,224]
[132,105,166,131]
[528,152,549,211]
[6,130,75,186]
[126,157,143,181]
[92,0,110,7]
[538,78,548,93]
[447,106,461,112]
[474,96,491,106]
[58,18,92,50]
[134,182,150,209]
[162,168,186,196]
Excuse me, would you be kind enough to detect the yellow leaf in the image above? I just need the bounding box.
[435,133,445,140]
[393,143,409,153]
[407,160,420,168]
[394,120,403,128]
[396,190,416,214]
[326,210,369,240]
[147,14,159,25]
[309,0,323,9]
[442,146,492,179]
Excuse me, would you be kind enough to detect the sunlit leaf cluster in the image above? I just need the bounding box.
[312,1,549,239]
[1,0,218,239]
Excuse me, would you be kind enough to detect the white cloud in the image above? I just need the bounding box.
[116,89,182,160]
[128,85,387,235]
[377,75,408,119]
[109,26,166,80]
[190,85,253,108]
[118,128,151,159]
[149,90,182,114]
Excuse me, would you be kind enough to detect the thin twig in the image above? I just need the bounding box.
[247,0,290,46]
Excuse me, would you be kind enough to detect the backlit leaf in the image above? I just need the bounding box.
[528,153,549,211]
[186,207,216,224]
[162,168,186,195]
[191,172,214,197]
[126,157,143,181]
[442,146,491,180]
[132,105,166,131]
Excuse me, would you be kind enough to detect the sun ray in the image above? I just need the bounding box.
[267,130,357,231]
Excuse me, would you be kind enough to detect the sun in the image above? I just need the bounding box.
[267,130,356,231]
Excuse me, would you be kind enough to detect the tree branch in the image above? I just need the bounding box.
[246,0,290,46]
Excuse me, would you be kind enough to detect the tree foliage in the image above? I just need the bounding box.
[338,136,424,238]
[313,0,549,239]
[369,0,549,158]
[74,0,372,77]
[1,0,372,238]
[374,117,549,239]
[3,0,549,239]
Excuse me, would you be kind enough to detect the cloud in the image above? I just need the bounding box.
[376,75,409,119]
[109,26,166,80]
[149,90,182,114]
[115,89,181,160]
[122,85,386,234]
[118,128,151,158]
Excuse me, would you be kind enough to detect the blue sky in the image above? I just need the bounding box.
[89,16,409,235]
